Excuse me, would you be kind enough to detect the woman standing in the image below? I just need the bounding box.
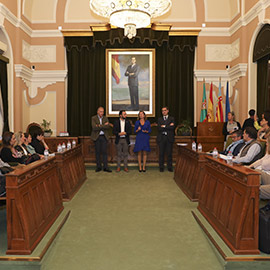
[134,111,151,172]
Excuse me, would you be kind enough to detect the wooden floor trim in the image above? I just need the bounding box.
[0,210,71,261]
[191,210,270,262]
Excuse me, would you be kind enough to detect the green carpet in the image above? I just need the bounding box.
[41,168,223,270]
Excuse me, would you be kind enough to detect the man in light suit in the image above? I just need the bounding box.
[113,110,132,172]
[157,107,175,172]
[125,57,140,110]
[90,107,112,172]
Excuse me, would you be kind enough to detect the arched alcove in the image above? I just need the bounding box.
[253,24,270,117]
[0,27,14,132]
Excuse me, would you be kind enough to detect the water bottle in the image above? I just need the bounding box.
[212,147,218,159]
[62,142,66,151]
[44,149,49,158]
[197,143,202,152]
[192,141,196,151]
[67,141,71,150]
[227,151,233,165]
[72,139,76,148]
[57,144,62,153]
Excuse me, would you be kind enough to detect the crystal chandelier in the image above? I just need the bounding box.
[89,0,172,39]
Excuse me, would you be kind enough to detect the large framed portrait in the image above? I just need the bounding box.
[106,48,155,117]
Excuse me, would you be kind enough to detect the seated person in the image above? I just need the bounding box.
[24,132,39,155]
[0,131,25,164]
[223,111,241,143]
[14,131,29,157]
[257,112,270,141]
[249,136,270,200]
[30,129,49,155]
[220,129,245,156]
[233,127,263,165]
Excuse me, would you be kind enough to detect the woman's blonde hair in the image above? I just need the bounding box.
[14,131,23,146]
[137,110,147,120]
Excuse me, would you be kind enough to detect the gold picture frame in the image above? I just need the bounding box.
[106,48,155,117]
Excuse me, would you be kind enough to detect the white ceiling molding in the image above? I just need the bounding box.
[194,63,247,88]
[15,64,67,98]
[0,3,32,36]
[31,30,63,38]
[204,0,240,23]
[1,1,270,38]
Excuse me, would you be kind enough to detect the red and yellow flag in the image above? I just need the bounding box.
[112,55,120,84]
[215,80,224,122]
[207,82,214,122]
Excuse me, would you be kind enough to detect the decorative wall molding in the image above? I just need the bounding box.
[22,40,56,63]
[205,39,240,62]
[194,63,247,88]
[15,64,67,98]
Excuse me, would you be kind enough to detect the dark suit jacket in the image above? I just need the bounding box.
[90,115,110,141]
[113,119,132,145]
[125,64,139,86]
[157,116,175,143]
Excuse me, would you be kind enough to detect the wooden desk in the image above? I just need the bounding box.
[55,145,86,201]
[6,157,63,255]
[198,156,260,254]
[79,136,195,163]
[196,122,224,152]
[45,137,79,152]
[174,145,206,201]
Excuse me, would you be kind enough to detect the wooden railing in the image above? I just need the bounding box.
[55,144,86,201]
[79,136,196,163]
[174,145,206,201]
[6,157,63,255]
[198,156,260,254]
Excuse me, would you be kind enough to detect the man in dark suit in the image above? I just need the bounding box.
[113,110,132,172]
[90,107,112,172]
[125,57,140,110]
[157,107,175,172]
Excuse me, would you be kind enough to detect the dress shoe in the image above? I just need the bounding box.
[160,168,164,172]
[103,168,112,173]
[124,168,129,172]
[143,169,146,172]
[139,169,142,172]
[95,168,102,172]
[168,168,173,172]
[116,167,121,172]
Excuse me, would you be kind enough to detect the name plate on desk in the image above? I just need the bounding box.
[59,132,69,137]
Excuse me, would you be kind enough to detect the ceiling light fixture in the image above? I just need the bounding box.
[89,0,172,39]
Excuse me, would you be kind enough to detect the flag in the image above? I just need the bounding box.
[225,81,230,122]
[215,80,224,122]
[207,82,214,122]
[200,82,207,122]
[112,55,120,84]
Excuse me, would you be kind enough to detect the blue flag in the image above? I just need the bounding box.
[225,81,230,122]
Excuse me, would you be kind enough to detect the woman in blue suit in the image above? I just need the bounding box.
[134,111,151,172]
